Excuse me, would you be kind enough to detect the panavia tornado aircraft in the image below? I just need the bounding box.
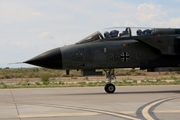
[24,27,180,93]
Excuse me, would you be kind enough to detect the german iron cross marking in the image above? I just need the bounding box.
[121,52,130,62]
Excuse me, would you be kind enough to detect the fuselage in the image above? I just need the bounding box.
[25,27,180,71]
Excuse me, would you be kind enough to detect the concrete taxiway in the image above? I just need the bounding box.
[0,85,180,120]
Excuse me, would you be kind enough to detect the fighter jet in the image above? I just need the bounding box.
[24,27,180,93]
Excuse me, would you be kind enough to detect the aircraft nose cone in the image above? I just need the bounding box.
[25,48,62,69]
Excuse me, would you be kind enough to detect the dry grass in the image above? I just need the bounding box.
[0,67,180,88]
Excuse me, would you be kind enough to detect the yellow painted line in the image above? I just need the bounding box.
[0,115,19,119]
[120,110,180,114]
[142,97,175,120]
[19,112,99,118]
[120,111,135,114]
[46,106,140,120]
[153,110,180,113]
[75,108,140,120]
[5,110,180,119]
[17,102,140,120]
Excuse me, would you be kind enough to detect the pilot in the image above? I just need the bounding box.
[137,29,142,36]
[142,29,152,35]
[109,30,119,38]
[120,29,129,37]
[104,31,110,38]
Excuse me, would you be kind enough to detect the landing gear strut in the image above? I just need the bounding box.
[104,69,116,93]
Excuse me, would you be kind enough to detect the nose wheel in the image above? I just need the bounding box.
[104,83,116,93]
[104,69,116,93]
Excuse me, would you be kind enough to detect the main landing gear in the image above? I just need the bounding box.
[104,69,116,93]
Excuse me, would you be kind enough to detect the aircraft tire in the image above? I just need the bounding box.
[104,83,116,93]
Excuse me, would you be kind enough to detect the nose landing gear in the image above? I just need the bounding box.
[104,69,116,93]
[104,83,116,93]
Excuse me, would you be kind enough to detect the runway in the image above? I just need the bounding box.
[0,85,180,120]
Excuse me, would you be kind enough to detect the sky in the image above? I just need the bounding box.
[1,0,180,68]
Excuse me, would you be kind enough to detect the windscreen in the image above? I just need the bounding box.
[76,31,103,44]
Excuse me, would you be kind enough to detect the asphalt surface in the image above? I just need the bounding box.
[0,85,180,120]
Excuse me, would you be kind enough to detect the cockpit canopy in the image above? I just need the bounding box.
[76,27,180,44]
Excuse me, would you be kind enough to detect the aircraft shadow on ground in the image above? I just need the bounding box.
[60,90,180,96]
